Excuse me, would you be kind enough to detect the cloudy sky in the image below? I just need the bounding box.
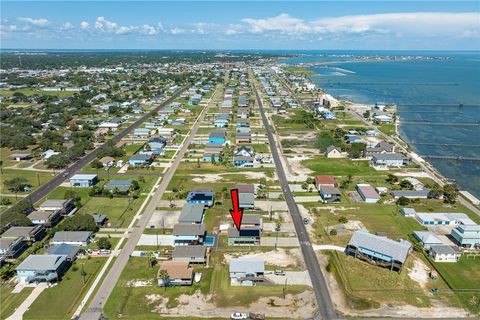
[1,1,479,50]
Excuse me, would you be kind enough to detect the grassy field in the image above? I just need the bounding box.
[283,67,317,76]
[77,196,141,228]
[0,287,34,320]
[377,124,396,135]
[24,257,107,320]
[301,157,382,177]
[0,169,54,195]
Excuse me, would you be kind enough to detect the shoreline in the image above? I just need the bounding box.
[301,67,479,202]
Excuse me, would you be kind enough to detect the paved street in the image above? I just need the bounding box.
[0,86,188,217]
[79,83,220,320]
[252,71,338,320]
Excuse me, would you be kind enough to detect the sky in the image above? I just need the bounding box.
[1,1,480,50]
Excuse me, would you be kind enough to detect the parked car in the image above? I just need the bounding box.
[230,312,248,320]
[62,172,69,178]
[274,270,285,276]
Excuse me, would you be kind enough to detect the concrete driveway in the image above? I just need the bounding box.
[265,270,312,286]
[263,222,296,232]
[137,234,173,246]
[255,200,289,211]
[7,283,48,320]
[260,237,300,247]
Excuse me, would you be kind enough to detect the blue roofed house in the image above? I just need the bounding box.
[47,243,80,262]
[186,191,215,207]
[69,174,98,187]
[16,254,69,284]
[188,94,202,106]
[145,137,167,155]
[346,229,411,272]
[323,111,336,120]
[128,154,153,166]
[208,129,226,145]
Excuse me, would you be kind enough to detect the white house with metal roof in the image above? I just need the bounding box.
[229,258,265,286]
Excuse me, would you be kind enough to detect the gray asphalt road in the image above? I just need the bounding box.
[251,72,338,320]
[1,84,190,216]
[79,84,219,320]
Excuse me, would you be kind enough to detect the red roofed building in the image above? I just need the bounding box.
[314,176,336,189]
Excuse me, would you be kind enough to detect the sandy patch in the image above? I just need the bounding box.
[284,155,314,182]
[224,248,305,268]
[189,172,274,183]
[407,258,429,288]
[394,171,432,178]
[343,220,365,231]
[315,206,360,215]
[125,279,153,287]
[190,173,224,183]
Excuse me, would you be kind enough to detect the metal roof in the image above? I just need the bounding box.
[348,229,411,263]
[172,245,206,259]
[47,243,80,257]
[70,174,97,180]
[52,231,92,243]
[430,245,458,255]
[39,199,70,208]
[413,231,443,244]
[229,258,264,274]
[173,223,205,236]
[242,214,261,225]
[179,204,205,223]
[16,254,66,272]
[391,189,431,198]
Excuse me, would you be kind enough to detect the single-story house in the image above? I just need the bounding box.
[1,225,45,242]
[51,231,93,246]
[325,145,342,158]
[429,245,461,262]
[128,154,153,166]
[400,208,416,217]
[346,229,411,272]
[205,143,224,154]
[214,119,229,128]
[104,179,134,193]
[227,227,261,246]
[356,184,380,203]
[70,174,98,187]
[186,192,214,207]
[391,189,431,199]
[99,156,115,167]
[93,214,108,226]
[173,223,206,246]
[46,243,80,262]
[314,176,336,189]
[319,186,341,203]
[236,128,251,144]
[229,258,265,286]
[0,237,27,258]
[158,261,193,287]
[10,153,32,161]
[172,245,207,264]
[16,254,68,284]
[413,231,444,250]
[133,128,151,137]
[179,203,205,224]
[147,137,167,153]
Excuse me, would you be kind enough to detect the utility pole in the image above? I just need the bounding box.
[156,229,159,250]
[81,263,86,284]
[37,173,41,187]
[283,278,287,298]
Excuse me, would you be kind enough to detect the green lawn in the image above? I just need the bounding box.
[377,124,396,135]
[0,169,55,195]
[433,256,480,290]
[24,257,107,320]
[0,287,34,320]
[77,196,142,228]
[301,157,381,177]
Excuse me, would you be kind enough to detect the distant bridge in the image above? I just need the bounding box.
[400,120,480,127]
[410,142,480,148]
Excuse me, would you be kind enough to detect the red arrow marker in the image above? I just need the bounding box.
[230,188,244,231]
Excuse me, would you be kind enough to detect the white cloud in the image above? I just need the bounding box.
[170,27,186,35]
[240,12,480,39]
[242,13,310,34]
[80,21,89,30]
[141,24,157,35]
[62,22,74,30]
[17,17,49,27]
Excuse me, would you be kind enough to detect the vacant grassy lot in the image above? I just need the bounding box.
[301,157,381,177]
[0,88,77,98]
[0,169,54,195]
[377,124,396,135]
[0,287,34,320]
[77,196,141,228]
[24,257,106,320]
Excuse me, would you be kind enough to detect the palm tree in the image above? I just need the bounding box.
[158,269,169,292]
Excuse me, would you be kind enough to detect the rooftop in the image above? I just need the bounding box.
[159,261,193,279]
[229,258,265,274]
[16,254,66,271]
[172,245,206,259]
[173,223,205,236]
[178,204,205,223]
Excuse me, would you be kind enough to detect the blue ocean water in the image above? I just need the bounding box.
[282,51,480,197]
